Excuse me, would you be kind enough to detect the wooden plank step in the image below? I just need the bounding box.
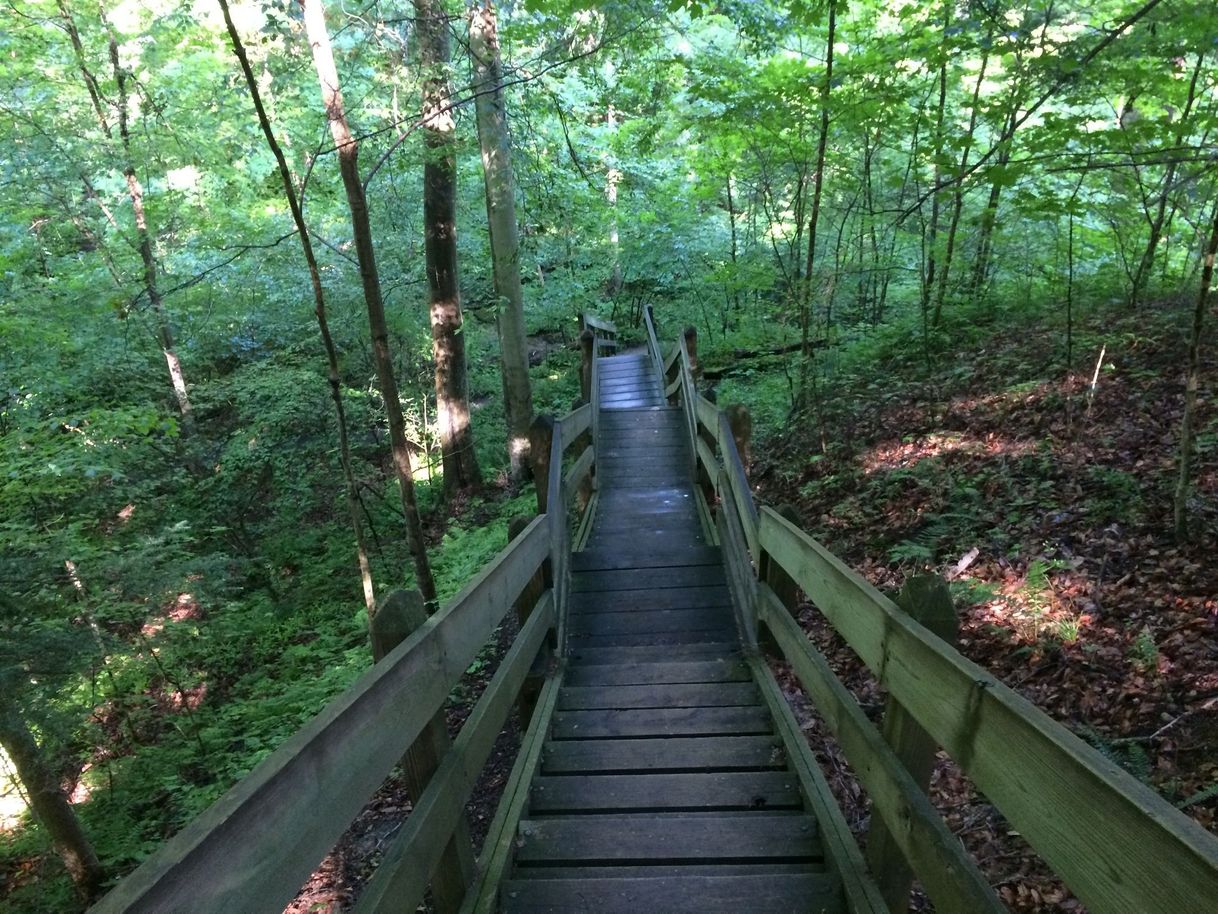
[591,509,700,529]
[572,566,727,593]
[530,771,801,813]
[571,586,732,613]
[511,862,826,879]
[568,628,739,648]
[571,546,721,572]
[558,682,759,710]
[513,813,819,864]
[567,643,740,665]
[564,658,748,686]
[584,530,707,550]
[542,735,785,773]
[550,705,771,739]
[501,872,840,914]
[567,608,735,636]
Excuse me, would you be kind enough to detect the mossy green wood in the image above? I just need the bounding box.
[758,507,1218,914]
[88,516,550,914]
[757,586,1004,914]
[354,596,555,913]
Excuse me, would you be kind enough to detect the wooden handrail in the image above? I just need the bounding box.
[654,310,1218,914]
[90,516,551,914]
[92,349,607,912]
[757,506,1218,914]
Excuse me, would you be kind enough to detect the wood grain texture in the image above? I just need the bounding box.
[759,506,1218,914]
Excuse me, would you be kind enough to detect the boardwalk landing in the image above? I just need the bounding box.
[500,352,842,913]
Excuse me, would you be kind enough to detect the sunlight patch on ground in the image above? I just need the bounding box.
[860,432,1038,474]
[1,749,28,831]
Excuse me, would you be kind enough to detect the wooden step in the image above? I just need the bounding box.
[543,735,785,773]
[572,546,721,572]
[567,643,740,665]
[572,566,727,593]
[568,627,739,648]
[570,586,732,613]
[557,682,759,711]
[550,705,771,739]
[501,872,840,914]
[567,607,735,636]
[564,658,748,686]
[530,771,799,813]
[513,813,819,864]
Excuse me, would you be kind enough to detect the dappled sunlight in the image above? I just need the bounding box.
[1,750,27,832]
[860,432,1038,475]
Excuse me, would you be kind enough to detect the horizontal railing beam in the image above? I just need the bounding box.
[353,595,556,913]
[91,516,551,914]
[757,506,1218,914]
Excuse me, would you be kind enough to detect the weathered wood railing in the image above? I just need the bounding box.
[90,314,614,914]
[650,315,1218,914]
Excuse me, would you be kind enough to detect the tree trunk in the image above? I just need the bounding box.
[798,0,836,406]
[221,0,375,613]
[468,0,534,480]
[415,0,481,497]
[1130,51,1206,310]
[921,2,950,334]
[0,705,104,903]
[971,103,1020,296]
[65,2,194,434]
[932,38,989,326]
[1172,198,1218,541]
[301,0,437,604]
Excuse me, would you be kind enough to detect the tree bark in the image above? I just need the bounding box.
[798,0,836,406]
[220,0,375,613]
[468,0,534,480]
[0,704,104,903]
[1172,198,1218,541]
[920,2,950,335]
[301,0,437,604]
[64,2,194,434]
[1130,51,1206,310]
[415,0,481,497]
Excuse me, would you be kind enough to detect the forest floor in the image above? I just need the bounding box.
[751,302,1218,912]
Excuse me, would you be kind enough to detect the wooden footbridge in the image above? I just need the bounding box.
[94,313,1218,913]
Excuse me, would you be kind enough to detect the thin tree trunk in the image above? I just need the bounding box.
[0,704,104,903]
[220,0,375,613]
[468,0,534,480]
[971,102,1020,296]
[415,0,480,497]
[1131,51,1206,310]
[1173,198,1218,540]
[798,0,836,405]
[63,2,194,433]
[933,39,990,325]
[301,0,436,604]
[921,3,951,332]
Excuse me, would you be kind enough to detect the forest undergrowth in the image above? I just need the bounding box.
[750,300,1218,912]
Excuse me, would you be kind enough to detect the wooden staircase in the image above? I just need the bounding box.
[499,352,841,913]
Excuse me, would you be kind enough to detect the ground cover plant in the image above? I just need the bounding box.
[2,0,1216,911]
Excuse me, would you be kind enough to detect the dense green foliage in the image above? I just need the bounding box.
[2,0,1216,909]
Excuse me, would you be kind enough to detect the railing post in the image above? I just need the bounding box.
[726,403,752,477]
[529,414,555,588]
[508,516,549,726]
[370,590,475,914]
[683,325,700,386]
[865,574,958,914]
[758,503,800,653]
[579,329,595,403]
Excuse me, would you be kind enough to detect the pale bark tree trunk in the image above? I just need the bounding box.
[301,0,437,604]
[414,0,481,497]
[798,0,836,406]
[606,106,623,297]
[971,100,1021,296]
[0,703,104,903]
[1172,198,1218,541]
[62,2,194,433]
[220,0,375,613]
[468,0,534,479]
